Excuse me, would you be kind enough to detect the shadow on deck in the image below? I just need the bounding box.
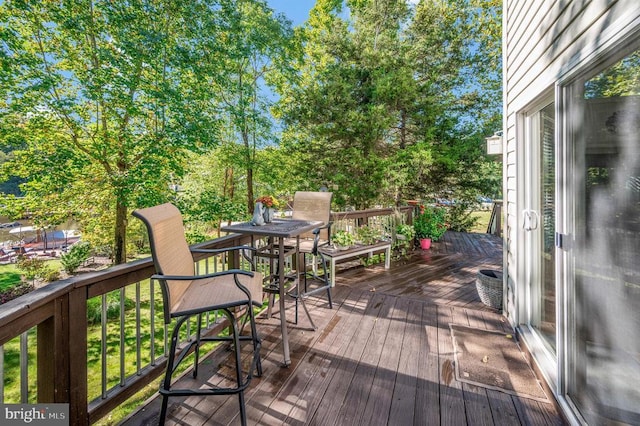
[121,232,566,426]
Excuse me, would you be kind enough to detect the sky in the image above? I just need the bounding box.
[266,0,420,27]
[266,0,317,26]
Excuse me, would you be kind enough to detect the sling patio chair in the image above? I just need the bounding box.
[279,191,333,322]
[132,203,263,425]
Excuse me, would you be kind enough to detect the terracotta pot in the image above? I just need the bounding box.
[419,238,432,250]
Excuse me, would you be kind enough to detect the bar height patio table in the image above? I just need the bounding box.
[221,219,323,367]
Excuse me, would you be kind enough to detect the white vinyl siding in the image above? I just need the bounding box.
[503,0,640,326]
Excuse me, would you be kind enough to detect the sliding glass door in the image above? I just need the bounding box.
[566,45,640,425]
[524,100,557,357]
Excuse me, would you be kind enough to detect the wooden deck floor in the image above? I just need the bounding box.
[121,232,566,426]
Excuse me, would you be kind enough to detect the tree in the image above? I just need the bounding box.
[277,0,502,210]
[204,0,297,213]
[176,149,248,238]
[0,1,232,263]
[277,0,413,209]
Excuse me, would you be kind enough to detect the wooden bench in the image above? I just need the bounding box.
[319,241,391,286]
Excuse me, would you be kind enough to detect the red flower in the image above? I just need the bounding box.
[256,196,277,208]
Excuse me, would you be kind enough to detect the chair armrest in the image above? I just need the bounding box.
[151,269,256,282]
[191,245,257,255]
[312,222,332,254]
[312,222,332,234]
[191,246,257,270]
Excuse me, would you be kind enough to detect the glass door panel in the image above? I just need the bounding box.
[535,102,556,352]
[568,47,640,425]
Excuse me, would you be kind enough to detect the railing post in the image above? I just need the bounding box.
[35,290,89,424]
[37,296,69,404]
[68,287,89,425]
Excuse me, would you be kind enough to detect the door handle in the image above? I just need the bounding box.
[522,210,539,231]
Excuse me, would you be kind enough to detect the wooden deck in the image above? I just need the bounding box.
[121,232,566,426]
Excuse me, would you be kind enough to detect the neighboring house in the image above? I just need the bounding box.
[503,1,640,425]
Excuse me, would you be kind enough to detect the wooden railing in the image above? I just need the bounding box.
[0,207,413,424]
[487,200,503,236]
[330,206,415,231]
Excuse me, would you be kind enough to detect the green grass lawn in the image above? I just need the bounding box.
[469,210,492,233]
[0,269,22,292]
[0,260,64,292]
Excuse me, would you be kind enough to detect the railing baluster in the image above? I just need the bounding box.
[136,282,141,375]
[0,344,3,403]
[150,279,156,366]
[204,257,211,328]
[20,331,27,403]
[120,288,125,386]
[101,293,108,399]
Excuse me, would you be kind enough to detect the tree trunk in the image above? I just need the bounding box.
[247,167,254,214]
[113,199,127,264]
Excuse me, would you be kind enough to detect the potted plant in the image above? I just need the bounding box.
[395,223,415,242]
[393,223,415,257]
[356,225,382,245]
[332,230,355,250]
[413,207,447,250]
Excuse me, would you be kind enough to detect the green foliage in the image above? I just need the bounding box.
[392,223,415,258]
[1,1,296,263]
[60,242,92,275]
[185,229,208,245]
[445,201,480,232]
[86,291,136,326]
[177,147,268,240]
[584,50,640,98]
[42,268,62,283]
[356,225,382,245]
[332,230,356,247]
[396,223,416,241]
[413,207,447,241]
[276,0,502,208]
[16,256,50,282]
[0,0,503,263]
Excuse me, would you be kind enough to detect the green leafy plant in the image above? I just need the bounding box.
[391,223,416,258]
[413,207,447,241]
[332,230,355,248]
[16,256,52,284]
[86,291,136,325]
[60,241,92,274]
[446,201,480,232]
[356,225,382,245]
[43,269,62,283]
[395,223,415,241]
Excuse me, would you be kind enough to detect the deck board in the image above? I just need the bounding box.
[120,232,566,426]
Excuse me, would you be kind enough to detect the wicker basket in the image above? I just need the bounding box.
[475,269,503,309]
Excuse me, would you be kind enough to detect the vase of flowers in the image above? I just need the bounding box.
[256,195,278,223]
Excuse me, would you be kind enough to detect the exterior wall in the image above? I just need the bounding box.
[503,0,640,327]
[504,1,640,424]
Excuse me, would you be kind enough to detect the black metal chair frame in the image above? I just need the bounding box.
[133,205,262,426]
